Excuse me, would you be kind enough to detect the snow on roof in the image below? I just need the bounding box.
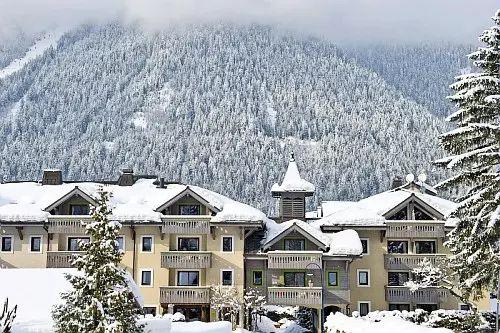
[263,219,362,256]
[320,201,356,217]
[314,188,457,228]
[271,157,315,193]
[0,179,268,224]
[0,268,142,323]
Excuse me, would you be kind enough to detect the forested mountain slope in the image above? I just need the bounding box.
[0,24,452,213]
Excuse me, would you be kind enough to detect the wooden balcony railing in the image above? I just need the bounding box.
[268,287,322,307]
[46,251,83,268]
[47,216,92,234]
[386,221,445,238]
[384,254,447,270]
[161,251,211,269]
[385,286,448,303]
[161,216,211,234]
[160,286,211,304]
[267,251,322,269]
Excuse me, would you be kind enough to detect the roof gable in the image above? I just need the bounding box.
[263,220,328,250]
[44,186,97,212]
[155,186,221,214]
[383,193,444,220]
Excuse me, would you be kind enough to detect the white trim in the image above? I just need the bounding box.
[116,235,125,251]
[29,235,43,253]
[0,235,13,253]
[140,235,154,253]
[175,269,201,286]
[66,235,91,251]
[175,235,201,251]
[139,268,154,287]
[220,268,235,287]
[357,269,370,287]
[221,235,234,253]
[357,301,371,316]
[360,238,370,255]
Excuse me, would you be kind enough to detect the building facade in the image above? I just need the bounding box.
[0,162,491,330]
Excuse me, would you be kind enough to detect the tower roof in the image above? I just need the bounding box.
[271,154,315,196]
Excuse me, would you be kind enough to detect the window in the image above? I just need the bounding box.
[387,240,408,254]
[459,304,471,311]
[179,205,201,215]
[388,272,409,286]
[358,302,370,316]
[141,270,153,286]
[327,271,338,287]
[284,239,305,251]
[387,207,407,220]
[141,236,153,252]
[284,272,305,287]
[415,241,436,254]
[143,307,157,316]
[221,270,233,286]
[1,236,12,252]
[414,206,433,220]
[116,236,125,251]
[360,239,369,255]
[30,236,42,252]
[177,271,199,286]
[222,236,233,252]
[389,304,410,311]
[67,237,90,251]
[70,204,89,215]
[178,237,199,251]
[416,304,438,312]
[252,271,263,286]
[357,269,370,287]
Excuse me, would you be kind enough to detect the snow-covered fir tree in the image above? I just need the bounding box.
[243,288,266,329]
[435,10,500,299]
[52,189,143,333]
[0,298,16,333]
[210,286,242,328]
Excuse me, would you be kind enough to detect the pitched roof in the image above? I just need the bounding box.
[0,179,269,224]
[271,157,315,193]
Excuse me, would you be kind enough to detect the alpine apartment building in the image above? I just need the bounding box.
[0,159,491,329]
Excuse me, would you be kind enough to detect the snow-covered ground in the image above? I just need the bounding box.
[324,312,451,333]
[0,30,64,80]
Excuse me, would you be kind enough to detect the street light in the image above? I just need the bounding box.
[306,262,323,333]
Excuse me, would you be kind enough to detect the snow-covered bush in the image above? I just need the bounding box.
[1,298,16,333]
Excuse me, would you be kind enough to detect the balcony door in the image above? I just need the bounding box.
[284,272,305,287]
[177,271,200,286]
[67,237,90,251]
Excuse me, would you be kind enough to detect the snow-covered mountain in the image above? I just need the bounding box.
[0,24,468,213]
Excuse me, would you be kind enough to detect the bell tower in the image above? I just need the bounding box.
[271,154,315,223]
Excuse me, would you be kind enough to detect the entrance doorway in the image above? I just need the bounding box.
[323,305,341,318]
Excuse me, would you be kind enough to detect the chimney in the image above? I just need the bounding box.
[159,177,165,188]
[42,169,63,185]
[391,176,403,189]
[117,168,135,186]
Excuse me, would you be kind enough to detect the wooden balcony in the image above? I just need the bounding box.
[160,286,210,304]
[385,286,448,303]
[47,216,92,234]
[46,251,83,268]
[386,221,445,238]
[384,254,447,270]
[268,287,322,307]
[161,251,211,269]
[267,251,322,269]
[161,216,211,234]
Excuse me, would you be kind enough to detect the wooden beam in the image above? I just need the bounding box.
[16,226,23,240]
[239,227,245,240]
[160,226,165,240]
[210,226,216,240]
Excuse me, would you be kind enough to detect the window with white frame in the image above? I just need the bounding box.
[141,236,153,252]
[141,270,153,286]
[30,236,42,252]
[357,269,370,287]
[222,236,233,252]
[221,269,234,286]
[1,236,13,252]
[358,302,371,316]
[360,238,369,255]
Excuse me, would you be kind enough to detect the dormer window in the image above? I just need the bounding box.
[387,207,407,220]
[414,206,433,220]
[70,204,90,215]
[179,204,200,215]
[284,238,305,251]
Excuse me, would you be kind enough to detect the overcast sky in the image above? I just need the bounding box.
[0,0,498,44]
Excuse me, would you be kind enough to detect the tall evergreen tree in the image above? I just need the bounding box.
[436,10,500,299]
[52,189,143,333]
